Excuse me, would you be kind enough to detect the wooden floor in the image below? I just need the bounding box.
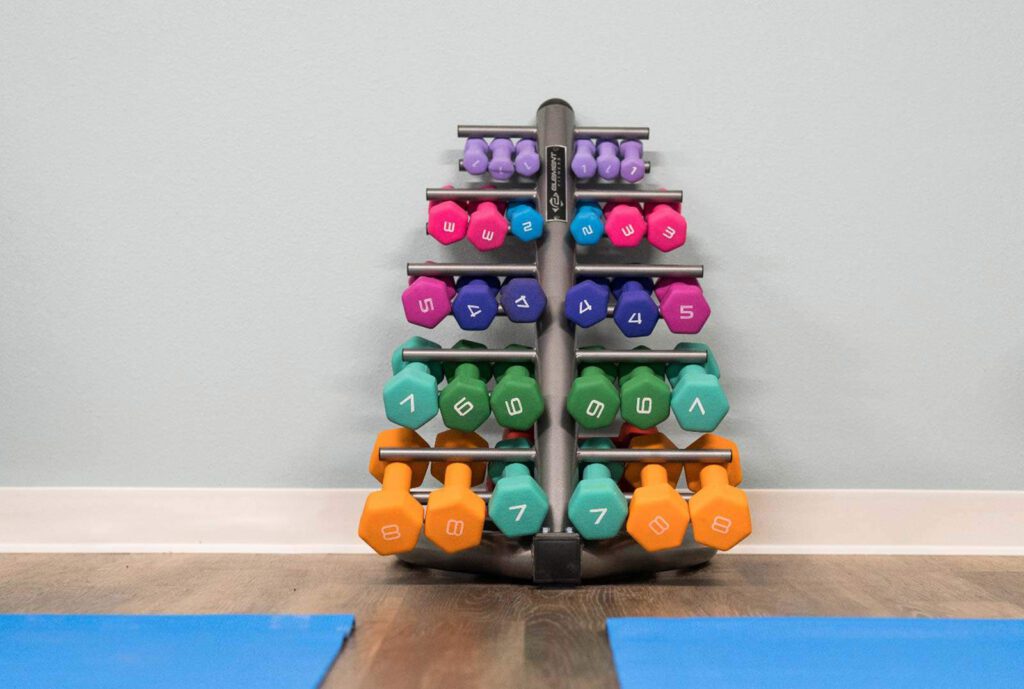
[1,554,1022,688]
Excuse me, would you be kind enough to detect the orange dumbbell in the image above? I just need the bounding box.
[623,431,684,487]
[683,434,751,551]
[358,428,430,555]
[424,429,488,553]
[625,432,690,552]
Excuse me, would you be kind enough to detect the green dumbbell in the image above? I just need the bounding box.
[382,336,444,429]
[667,342,730,431]
[438,339,492,431]
[490,345,544,430]
[487,438,549,537]
[566,347,620,429]
[568,438,628,540]
[618,346,672,429]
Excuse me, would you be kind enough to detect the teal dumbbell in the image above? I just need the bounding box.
[491,345,544,431]
[438,339,492,431]
[506,201,544,242]
[488,437,549,537]
[382,336,444,429]
[570,201,605,246]
[618,346,672,429]
[666,342,730,431]
[568,438,628,540]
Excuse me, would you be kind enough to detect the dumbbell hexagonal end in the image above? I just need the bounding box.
[605,204,647,247]
[670,374,729,432]
[613,293,660,338]
[463,138,490,175]
[382,367,439,429]
[499,278,547,323]
[451,280,499,331]
[427,200,469,245]
[401,277,453,328]
[619,374,671,429]
[570,204,605,245]
[567,375,620,429]
[466,206,510,251]
[424,488,486,553]
[657,282,710,334]
[367,428,429,485]
[438,377,491,432]
[491,378,544,430]
[645,205,687,252]
[626,482,690,552]
[564,279,610,328]
[507,204,544,242]
[688,483,751,551]
[568,475,628,540]
[358,490,424,555]
[624,432,684,487]
[514,140,540,176]
[684,434,742,492]
[489,471,549,538]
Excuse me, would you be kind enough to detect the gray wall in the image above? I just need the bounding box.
[2,2,1022,489]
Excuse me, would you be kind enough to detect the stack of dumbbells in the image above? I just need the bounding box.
[360,122,751,567]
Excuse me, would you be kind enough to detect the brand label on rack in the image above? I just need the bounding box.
[545,145,567,222]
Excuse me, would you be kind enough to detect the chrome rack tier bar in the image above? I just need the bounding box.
[426,187,537,201]
[576,264,704,278]
[576,188,681,203]
[402,348,537,363]
[455,126,649,140]
[407,263,537,277]
[379,448,536,462]
[576,349,708,364]
[577,449,732,463]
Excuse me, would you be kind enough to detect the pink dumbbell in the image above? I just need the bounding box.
[466,193,510,252]
[463,138,490,175]
[604,201,647,247]
[402,275,456,328]
[514,140,540,177]
[488,139,515,180]
[644,194,687,253]
[653,277,710,334]
[427,184,470,246]
[619,140,645,183]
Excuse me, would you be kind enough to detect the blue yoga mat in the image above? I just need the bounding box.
[0,614,354,689]
[607,617,1024,689]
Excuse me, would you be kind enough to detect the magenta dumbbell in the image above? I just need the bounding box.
[488,138,515,181]
[596,140,621,180]
[427,184,469,246]
[604,201,647,247]
[467,194,510,252]
[514,139,540,177]
[619,140,645,183]
[571,139,597,180]
[653,277,710,334]
[402,274,457,329]
[644,194,687,253]
[463,138,490,175]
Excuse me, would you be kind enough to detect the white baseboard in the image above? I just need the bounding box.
[0,488,1021,555]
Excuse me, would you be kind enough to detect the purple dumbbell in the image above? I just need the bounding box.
[611,276,658,337]
[464,138,490,175]
[488,138,515,180]
[565,279,611,328]
[571,139,597,180]
[514,139,540,177]
[596,140,621,180]
[499,278,547,323]
[452,276,501,331]
[619,140,645,183]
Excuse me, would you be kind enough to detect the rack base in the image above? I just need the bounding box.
[395,531,717,583]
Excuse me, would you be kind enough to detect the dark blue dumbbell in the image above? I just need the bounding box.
[499,278,547,323]
[570,202,605,246]
[452,276,500,330]
[611,277,659,337]
[565,279,611,328]
[507,201,544,242]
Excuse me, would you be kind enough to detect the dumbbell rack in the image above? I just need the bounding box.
[379,99,733,584]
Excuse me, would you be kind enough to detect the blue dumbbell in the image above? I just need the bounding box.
[451,276,500,331]
[565,279,611,328]
[507,201,544,242]
[611,277,659,337]
[499,278,547,323]
[570,202,605,246]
